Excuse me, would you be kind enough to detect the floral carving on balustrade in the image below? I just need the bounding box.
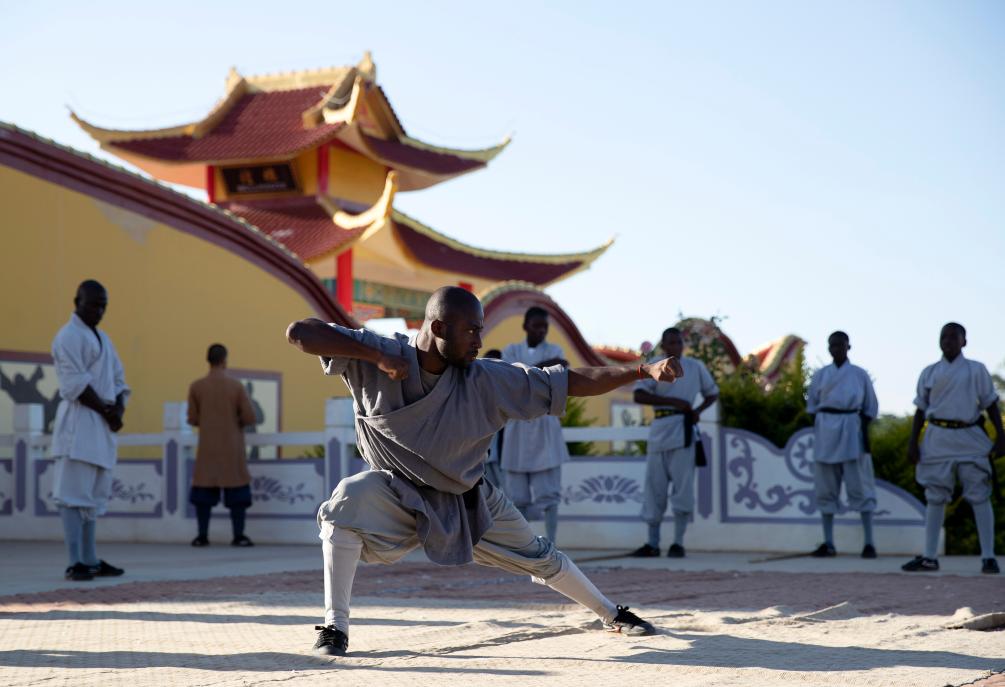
[251,476,314,505]
[109,479,155,504]
[727,432,817,515]
[563,475,645,505]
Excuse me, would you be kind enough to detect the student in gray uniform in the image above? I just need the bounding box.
[902,322,1003,575]
[630,327,719,558]
[806,331,880,558]
[501,307,570,543]
[482,349,505,490]
[286,287,684,656]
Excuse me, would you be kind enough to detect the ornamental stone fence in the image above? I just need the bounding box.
[0,401,929,553]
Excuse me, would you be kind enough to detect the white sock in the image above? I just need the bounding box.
[322,524,362,634]
[539,553,618,623]
[972,500,996,559]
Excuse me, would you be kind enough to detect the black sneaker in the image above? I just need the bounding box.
[981,558,1000,575]
[65,562,94,581]
[603,605,655,636]
[87,560,124,577]
[901,555,939,572]
[810,543,837,558]
[667,543,685,558]
[191,536,209,547]
[231,535,254,547]
[861,544,877,559]
[313,625,348,656]
[629,544,660,558]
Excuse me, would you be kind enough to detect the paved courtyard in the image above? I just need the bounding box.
[0,542,1002,686]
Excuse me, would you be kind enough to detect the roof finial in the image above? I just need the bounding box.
[357,51,376,82]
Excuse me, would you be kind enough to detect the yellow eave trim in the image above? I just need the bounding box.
[391,209,614,266]
[318,171,397,233]
[398,133,511,164]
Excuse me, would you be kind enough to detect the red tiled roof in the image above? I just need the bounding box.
[392,219,585,285]
[221,197,362,261]
[111,87,343,162]
[360,133,485,175]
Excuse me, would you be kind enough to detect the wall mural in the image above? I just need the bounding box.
[230,370,280,460]
[0,353,61,443]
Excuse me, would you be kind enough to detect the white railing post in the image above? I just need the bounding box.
[161,402,190,525]
[12,404,44,518]
[324,398,356,496]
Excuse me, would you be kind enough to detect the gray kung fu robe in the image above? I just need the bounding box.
[319,325,568,565]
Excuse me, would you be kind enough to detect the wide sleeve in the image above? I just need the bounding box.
[237,384,257,427]
[698,361,719,397]
[974,363,999,409]
[861,371,879,419]
[806,369,822,414]
[186,385,200,427]
[913,367,931,411]
[482,360,568,422]
[319,324,393,377]
[110,341,130,403]
[51,330,92,401]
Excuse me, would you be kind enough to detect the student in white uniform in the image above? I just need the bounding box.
[630,327,719,558]
[902,322,1003,575]
[806,331,879,558]
[50,280,130,581]
[501,307,570,544]
[287,287,683,655]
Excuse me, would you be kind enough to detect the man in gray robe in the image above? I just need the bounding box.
[902,322,1003,575]
[501,307,570,543]
[630,327,718,558]
[286,287,683,656]
[806,331,879,559]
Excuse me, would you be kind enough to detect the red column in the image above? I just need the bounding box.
[205,165,216,203]
[317,145,329,197]
[336,249,354,313]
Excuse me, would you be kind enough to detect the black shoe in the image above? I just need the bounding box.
[981,558,1000,574]
[861,544,877,559]
[629,543,660,558]
[231,535,254,547]
[901,555,939,572]
[65,562,94,581]
[810,543,837,558]
[191,536,209,547]
[667,543,685,558]
[603,605,655,636]
[313,625,348,656]
[87,560,124,577]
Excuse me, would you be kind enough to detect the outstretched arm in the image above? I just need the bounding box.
[286,318,409,380]
[569,357,683,398]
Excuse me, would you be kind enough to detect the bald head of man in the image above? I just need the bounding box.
[423,286,484,368]
[74,279,108,328]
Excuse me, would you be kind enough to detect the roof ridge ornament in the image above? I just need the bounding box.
[357,51,376,82]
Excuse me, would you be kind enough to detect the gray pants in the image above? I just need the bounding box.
[641,446,695,524]
[504,467,562,518]
[813,458,876,514]
[319,470,564,577]
[916,457,992,505]
[318,470,616,632]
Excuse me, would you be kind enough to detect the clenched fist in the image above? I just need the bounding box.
[647,356,684,383]
[377,353,410,381]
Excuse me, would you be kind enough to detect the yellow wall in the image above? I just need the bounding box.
[0,165,346,445]
[326,144,387,205]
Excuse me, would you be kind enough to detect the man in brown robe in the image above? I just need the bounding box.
[187,343,257,547]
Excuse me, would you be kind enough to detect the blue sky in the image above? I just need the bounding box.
[2,1,1003,413]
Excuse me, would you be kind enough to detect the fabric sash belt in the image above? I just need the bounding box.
[654,408,680,419]
[929,417,986,430]
[817,407,871,453]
